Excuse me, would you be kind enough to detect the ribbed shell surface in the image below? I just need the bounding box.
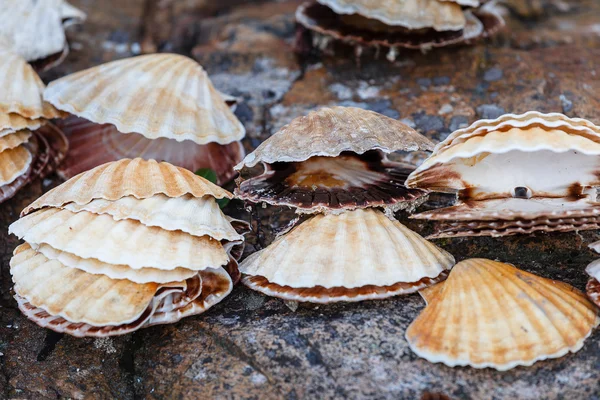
[0,114,43,137]
[239,208,455,288]
[0,131,32,153]
[9,208,229,271]
[316,0,466,31]
[0,145,32,186]
[43,53,245,145]
[406,258,599,370]
[236,106,433,169]
[22,158,232,215]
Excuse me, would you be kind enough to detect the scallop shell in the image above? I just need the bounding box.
[0,114,43,137]
[54,116,244,184]
[36,243,197,284]
[589,240,600,254]
[406,258,599,370]
[11,244,160,326]
[43,54,245,145]
[63,194,243,242]
[0,50,64,119]
[0,145,32,186]
[317,0,466,31]
[9,208,229,271]
[240,208,454,302]
[22,158,232,216]
[0,0,85,64]
[15,266,232,337]
[406,125,600,198]
[0,131,32,152]
[237,106,433,169]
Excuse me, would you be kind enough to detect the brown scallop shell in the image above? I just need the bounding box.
[55,116,243,185]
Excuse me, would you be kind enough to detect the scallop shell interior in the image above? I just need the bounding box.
[0,145,32,186]
[240,208,454,302]
[406,258,599,370]
[43,53,245,145]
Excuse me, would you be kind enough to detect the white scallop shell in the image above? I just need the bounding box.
[0,114,44,137]
[9,208,229,271]
[43,54,245,145]
[0,145,32,186]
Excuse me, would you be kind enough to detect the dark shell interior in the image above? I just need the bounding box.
[236,150,427,212]
[242,271,449,304]
[586,277,600,308]
[55,116,244,185]
[296,1,503,51]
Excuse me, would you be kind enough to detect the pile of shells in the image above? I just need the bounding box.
[43,53,245,185]
[295,0,504,60]
[8,158,247,337]
[406,111,600,238]
[235,106,456,303]
[407,258,599,370]
[0,50,67,204]
[0,0,86,71]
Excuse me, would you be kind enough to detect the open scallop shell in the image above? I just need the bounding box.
[63,194,243,242]
[0,50,64,119]
[22,158,232,216]
[0,131,32,153]
[240,208,454,302]
[406,125,600,199]
[15,266,232,337]
[0,145,32,186]
[236,106,432,213]
[43,53,245,145]
[406,258,599,370]
[316,0,467,31]
[9,208,229,271]
[54,116,244,184]
[36,243,197,284]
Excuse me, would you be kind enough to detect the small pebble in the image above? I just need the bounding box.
[559,94,573,113]
[476,104,505,119]
[483,67,503,82]
[438,104,454,115]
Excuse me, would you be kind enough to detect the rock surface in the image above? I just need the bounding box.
[2,0,600,398]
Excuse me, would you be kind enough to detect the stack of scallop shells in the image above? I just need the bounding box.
[406,111,600,238]
[0,0,86,71]
[0,50,67,204]
[235,106,456,303]
[43,53,245,185]
[9,158,246,337]
[296,0,504,60]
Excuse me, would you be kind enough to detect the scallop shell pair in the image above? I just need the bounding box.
[43,53,246,184]
[295,0,504,60]
[9,158,247,337]
[406,111,600,238]
[0,0,86,71]
[236,106,456,302]
[407,258,599,370]
[0,51,67,204]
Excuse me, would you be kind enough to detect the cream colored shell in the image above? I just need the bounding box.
[240,208,455,288]
[0,114,43,137]
[0,131,32,153]
[316,0,466,31]
[0,50,63,119]
[0,145,32,186]
[36,243,197,284]
[63,194,243,241]
[406,258,599,370]
[236,106,434,169]
[11,244,160,326]
[9,208,229,271]
[22,158,232,215]
[43,53,245,145]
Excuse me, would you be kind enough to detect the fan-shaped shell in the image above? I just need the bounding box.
[43,53,245,145]
[55,117,243,184]
[316,0,466,31]
[0,114,43,137]
[240,208,454,299]
[10,244,160,326]
[36,243,197,284]
[0,145,32,186]
[0,131,32,152]
[406,258,599,370]
[15,266,232,337]
[63,194,243,241]
[9,208,229,271]
[0,50,63,119]
[236,106,433,169]
[22,158,232,216]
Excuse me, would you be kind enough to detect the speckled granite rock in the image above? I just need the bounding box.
[2,0,600,398]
